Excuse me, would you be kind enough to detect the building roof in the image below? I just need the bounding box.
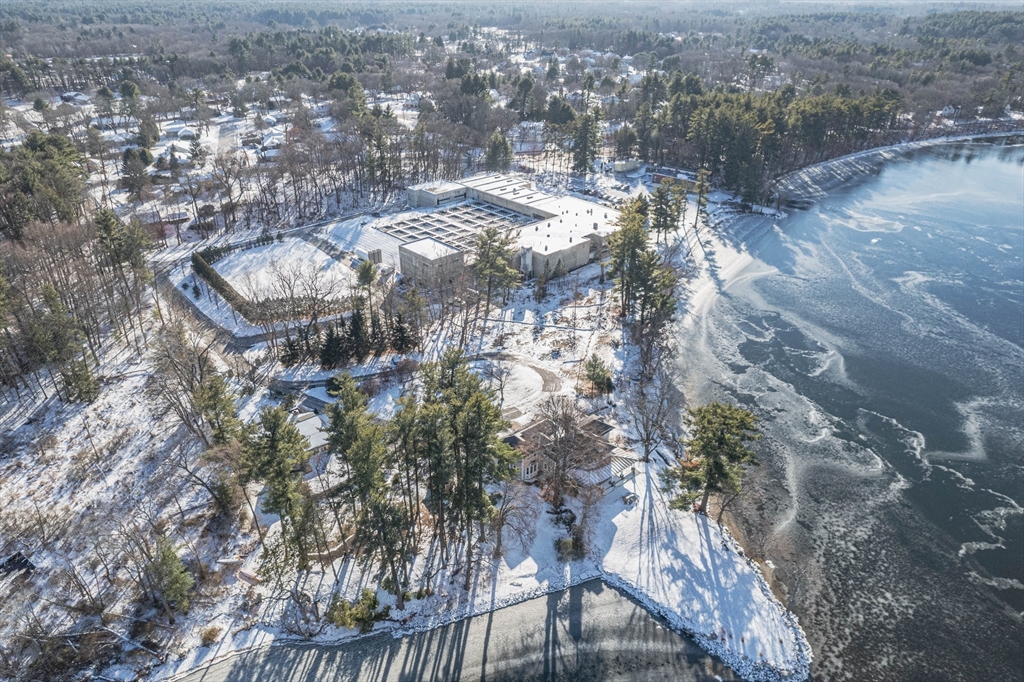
[408,179,465,194]
[324,218,403,266]
[294,412,329,452]
[460,173,621,249]
[401,237,460,260]
[577,451,639,487]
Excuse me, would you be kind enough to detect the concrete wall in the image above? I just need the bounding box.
[530,239,591,277]
[407,186,466,208]
[399,244,465,284]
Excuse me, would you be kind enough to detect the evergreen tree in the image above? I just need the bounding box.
[571,107,602,174]
[347,309,370,361]
[533,261,550,302]
[320,323,344,368]
[61,357,99,403]
[650,180,676,244]
[193,373,240,445]
[148,535,194,624]
[391,313,415,353]
[370,314,387,355]
[472,225,520,333]
[485,129,513,172]
[280,336,302,366]
[243,406,310,565]
[584,354,613,394]
[606,198,649,315]
[661,402,761,515]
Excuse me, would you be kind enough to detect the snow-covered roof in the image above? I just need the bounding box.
[293,412,329,452]
[401,237,460,260]
[578,451,638,487]
[323,218,403,266]
[407,179,464,194]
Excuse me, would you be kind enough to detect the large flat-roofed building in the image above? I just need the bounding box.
[399,173,620,279]
[399,237,465,284]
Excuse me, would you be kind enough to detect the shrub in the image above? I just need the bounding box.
[201,626,222,646]
[326,588,381,633]
[554,525,587,562]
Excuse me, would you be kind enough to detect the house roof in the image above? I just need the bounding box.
[293,412,329,452]
[577,451,639,487]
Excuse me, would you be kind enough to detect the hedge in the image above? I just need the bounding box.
[190,251,264,323]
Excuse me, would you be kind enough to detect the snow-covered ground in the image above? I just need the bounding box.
[154,463,808,682]
[1,134,815,680]
[212,238,356,299]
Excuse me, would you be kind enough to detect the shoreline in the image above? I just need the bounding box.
[163,464,812,682]
[774,130,1023,202]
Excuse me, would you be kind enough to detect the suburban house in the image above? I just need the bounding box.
[505,413,638,490]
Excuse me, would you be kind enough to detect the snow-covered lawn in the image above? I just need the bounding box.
[212,238,355,299]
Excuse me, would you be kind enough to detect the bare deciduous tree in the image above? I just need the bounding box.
[624,364,674,462]
[490,479,538,558]
[483,358,512,407]
[533,395,601,509]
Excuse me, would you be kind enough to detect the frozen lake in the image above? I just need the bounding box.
[677,139,1024,680]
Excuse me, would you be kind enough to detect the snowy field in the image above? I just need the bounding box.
[212,238,355,299]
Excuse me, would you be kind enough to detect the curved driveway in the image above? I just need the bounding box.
[176,580,737,682]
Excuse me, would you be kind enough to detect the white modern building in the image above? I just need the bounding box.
[404,173,620,278]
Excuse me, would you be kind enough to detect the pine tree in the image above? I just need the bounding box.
[661,402,761,515]
[391,313,415,353]
[320,323,343,369]
[571,107,602,174]
[193,373,240,445]
[533,262,549,302]
[280,336,302,366]
[148,535,194,624]
[485,129,513,172]
[472,226,520,334]
[62,357,99,403]
[370,314,387,355]
[650,181,675,243]
[584,354,613,394]
[243,406,311,565]
[606,198,649,316]
[347,309,369,362]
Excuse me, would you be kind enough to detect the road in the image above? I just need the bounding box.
[175,580,738,682]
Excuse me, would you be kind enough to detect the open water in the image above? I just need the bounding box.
[677,139,1024,681]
